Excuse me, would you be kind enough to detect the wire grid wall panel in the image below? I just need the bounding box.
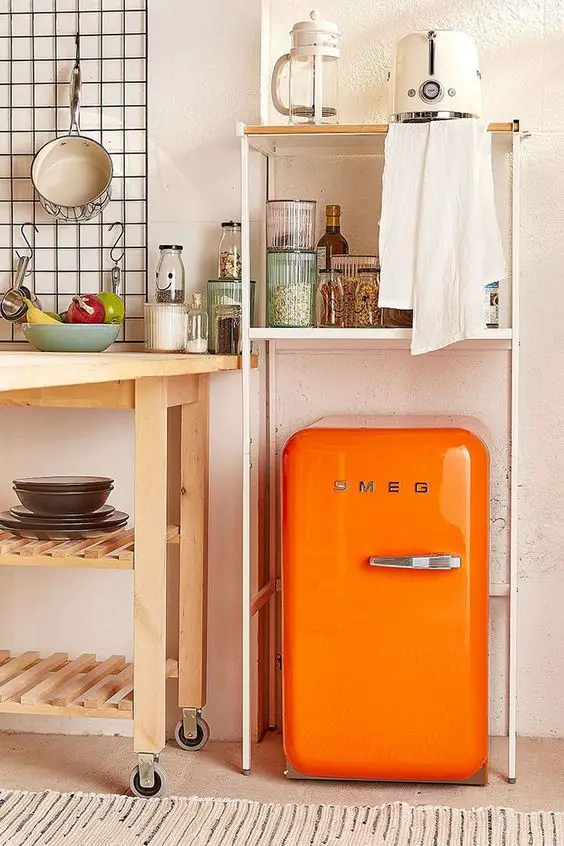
[0,0,147,342]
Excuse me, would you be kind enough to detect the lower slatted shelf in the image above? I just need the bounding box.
[0,651,179,718]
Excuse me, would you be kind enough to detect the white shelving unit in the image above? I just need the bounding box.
[239,121,521,783]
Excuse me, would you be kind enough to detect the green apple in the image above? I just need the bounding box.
[97,292,125,324]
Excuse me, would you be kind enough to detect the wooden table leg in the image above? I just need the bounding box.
[134,376,168,756]
[178,374,209,711]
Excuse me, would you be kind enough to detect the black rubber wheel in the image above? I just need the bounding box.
[129,763,166,798]
[175,716,210,751]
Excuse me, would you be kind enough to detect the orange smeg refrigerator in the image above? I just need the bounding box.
[282,426,489,784]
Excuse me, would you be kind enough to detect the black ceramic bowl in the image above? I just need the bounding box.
[13,476,113,492]
[13,485,114,516]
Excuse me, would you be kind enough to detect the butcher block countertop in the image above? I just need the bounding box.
[0,350,247,393]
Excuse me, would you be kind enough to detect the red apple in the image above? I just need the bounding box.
[67,294,106,325]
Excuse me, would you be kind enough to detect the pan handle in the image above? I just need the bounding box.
[12,255,30,290]
[69,61,81,134]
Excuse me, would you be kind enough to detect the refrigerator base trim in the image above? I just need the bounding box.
[284,761,488,787]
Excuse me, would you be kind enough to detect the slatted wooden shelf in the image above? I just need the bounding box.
[0,651,179,718]
[0,526,180,569]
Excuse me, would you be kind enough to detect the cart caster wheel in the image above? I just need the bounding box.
[175,716,210,751]
[129,763,167,798]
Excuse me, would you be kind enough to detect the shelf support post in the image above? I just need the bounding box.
[508,119,521,784]
[241,134,252,775]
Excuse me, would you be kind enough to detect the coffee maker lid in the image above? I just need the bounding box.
[291,10,340,40]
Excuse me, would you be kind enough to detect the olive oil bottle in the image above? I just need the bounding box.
[316,204,349,271]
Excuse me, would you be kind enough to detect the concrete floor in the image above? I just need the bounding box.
[0,732,563,811]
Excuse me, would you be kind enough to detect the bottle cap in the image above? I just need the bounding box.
[326,204,341,216]
[221,221,242,229]
[159,244,183,251]
[193,292,203,306]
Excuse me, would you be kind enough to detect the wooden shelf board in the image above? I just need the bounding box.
[0,525,179,569]
[244,122,515,136]
[0,651,179,718]
[242,122,516,156]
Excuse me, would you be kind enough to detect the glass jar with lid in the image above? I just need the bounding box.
[353,267,380,327]
[154,245,186,304]
[214,303,242,354]
[218,221,242,279]
[316,269,344,328]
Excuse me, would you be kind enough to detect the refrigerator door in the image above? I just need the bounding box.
[282,427,489,782]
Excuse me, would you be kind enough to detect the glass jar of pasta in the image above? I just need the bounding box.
[353,267,380,327]
[316,269,345,328]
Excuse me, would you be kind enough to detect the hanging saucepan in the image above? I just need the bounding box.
[30,35,113,223]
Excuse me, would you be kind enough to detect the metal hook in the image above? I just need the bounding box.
[16,222,39,275]
[109,221,125,265]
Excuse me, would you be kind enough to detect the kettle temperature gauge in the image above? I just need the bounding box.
[420,79,444,103]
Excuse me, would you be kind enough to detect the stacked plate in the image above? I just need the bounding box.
[0,476,129,539]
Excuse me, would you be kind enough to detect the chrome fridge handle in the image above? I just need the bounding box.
[368,555,461,570]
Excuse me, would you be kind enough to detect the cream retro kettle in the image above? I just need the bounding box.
[389,30,482,122]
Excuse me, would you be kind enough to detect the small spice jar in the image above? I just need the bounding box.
[218,221,242,279]
[214,303,241,354]
[353,267,380,327]
[316,269,344,328]
[154,245,186,304]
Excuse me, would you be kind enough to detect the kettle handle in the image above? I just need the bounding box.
[271,53,291,116]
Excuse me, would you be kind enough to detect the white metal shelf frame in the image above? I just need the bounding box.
[239,121,521,783]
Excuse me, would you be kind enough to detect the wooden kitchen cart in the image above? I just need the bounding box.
[0,350,245,797]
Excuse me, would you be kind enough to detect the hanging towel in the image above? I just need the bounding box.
[378,119,506,355]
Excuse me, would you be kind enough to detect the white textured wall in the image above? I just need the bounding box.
[0,0,561,742]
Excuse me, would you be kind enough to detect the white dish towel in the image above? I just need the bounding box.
[378,119,506,355]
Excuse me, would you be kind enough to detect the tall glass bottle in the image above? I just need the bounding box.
[316,204,349,271]
[218,221,242,279]
[186,292,209,353]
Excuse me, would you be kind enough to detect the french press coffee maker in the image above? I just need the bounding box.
[271,10,340,124]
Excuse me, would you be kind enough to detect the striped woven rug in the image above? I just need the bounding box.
[0,792,561,846]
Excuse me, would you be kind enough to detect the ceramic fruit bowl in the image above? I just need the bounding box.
[22,323,120,353]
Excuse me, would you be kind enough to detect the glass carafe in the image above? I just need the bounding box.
[271,11,340,125]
